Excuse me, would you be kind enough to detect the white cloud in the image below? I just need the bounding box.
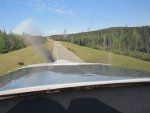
[48,7,75,15]
[34,0,75,15]
[41,29,58,36]
[49,30,57,35]
[14,0,75,15]
[13,18,39,35]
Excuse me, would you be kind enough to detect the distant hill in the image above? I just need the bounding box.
[51,26,150,61]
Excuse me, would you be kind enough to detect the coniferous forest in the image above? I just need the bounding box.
[0,30,26,53]
[0,30,47,53]
[52,26,150,61]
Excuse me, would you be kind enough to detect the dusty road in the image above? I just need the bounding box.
[53,41,84,63]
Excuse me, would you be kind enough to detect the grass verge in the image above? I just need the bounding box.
[61,41,150,72]
[0,39,54,75]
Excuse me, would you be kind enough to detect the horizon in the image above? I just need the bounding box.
[49,25,150,36]
[1,24,150,37]
[0,0,150,36]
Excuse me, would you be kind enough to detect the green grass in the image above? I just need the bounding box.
[0,39,54,75]
[61,41,150,72]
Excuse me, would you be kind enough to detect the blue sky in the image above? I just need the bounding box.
[0,0,150,35]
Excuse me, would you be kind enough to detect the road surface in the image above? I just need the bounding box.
[53,41,84,63]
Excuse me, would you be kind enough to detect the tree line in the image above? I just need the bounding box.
[51,26,150,61]
[0,30,26,53]
[0,30,47,54]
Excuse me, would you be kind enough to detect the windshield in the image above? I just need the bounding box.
[0,0,150,91]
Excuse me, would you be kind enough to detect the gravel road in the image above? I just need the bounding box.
[53,41,84,63]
